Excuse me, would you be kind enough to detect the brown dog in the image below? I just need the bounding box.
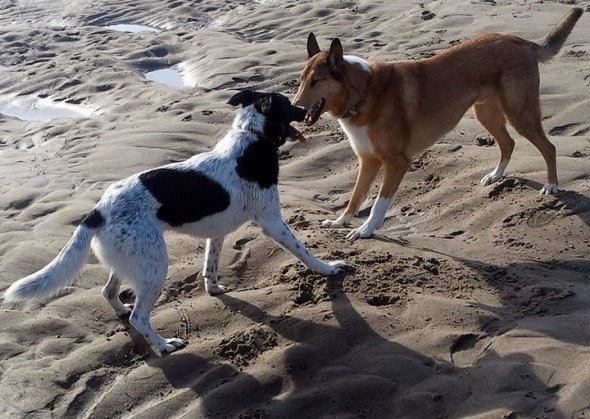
[294,8,583,240]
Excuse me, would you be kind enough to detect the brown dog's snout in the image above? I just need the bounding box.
[293,87,309,109]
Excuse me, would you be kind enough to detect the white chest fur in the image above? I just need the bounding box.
[338,120,374,156]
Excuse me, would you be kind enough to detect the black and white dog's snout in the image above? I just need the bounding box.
[291,105,307,123]
[285,106,308,143]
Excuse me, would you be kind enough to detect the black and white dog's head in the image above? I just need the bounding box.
[228,90,307,146]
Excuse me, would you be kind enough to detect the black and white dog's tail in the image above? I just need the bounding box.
[3,209,105,302]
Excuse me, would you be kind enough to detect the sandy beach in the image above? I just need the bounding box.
[1,0,589,417]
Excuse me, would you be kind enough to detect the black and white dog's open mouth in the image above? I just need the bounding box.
[287,124,307,143]
[288,104,308,142]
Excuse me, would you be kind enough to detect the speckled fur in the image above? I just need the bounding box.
[4,92,347,354]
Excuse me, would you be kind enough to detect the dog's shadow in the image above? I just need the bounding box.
[123,322,259,403]
[137,276,566,417]
[116,177,588,416]
[511,177,590,227]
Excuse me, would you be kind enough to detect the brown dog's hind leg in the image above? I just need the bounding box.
[502,79,559,194]
[474,100,515,186]
[514,121,558,195]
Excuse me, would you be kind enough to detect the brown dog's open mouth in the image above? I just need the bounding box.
[287,124,307,143]
[304,98,326,126]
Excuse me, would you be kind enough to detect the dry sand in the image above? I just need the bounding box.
[1,0,590,417]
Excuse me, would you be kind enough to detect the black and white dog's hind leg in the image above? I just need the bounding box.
[94,221,187,354]
[103,269,185,353]
[129,280,187,354]
[102,270,132,318]
[203,237,229,295]
[125,264,187,354]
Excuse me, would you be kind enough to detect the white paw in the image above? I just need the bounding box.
[347,225,374,241]
[321,214,351,228]
[315,260,348,275]
[206,283,230,296]
[540,183,558,195]
[160,338,187,354]
[327,260,348,275]
[481,172,503,186]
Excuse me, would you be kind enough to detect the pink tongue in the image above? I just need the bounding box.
[288,125,307,143]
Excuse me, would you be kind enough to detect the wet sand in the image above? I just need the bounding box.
[1,1,589,417]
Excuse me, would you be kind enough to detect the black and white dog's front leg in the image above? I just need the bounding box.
[257,214,347,275]
[203,237,229,295]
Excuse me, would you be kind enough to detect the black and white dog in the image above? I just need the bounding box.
[4,91,347,353]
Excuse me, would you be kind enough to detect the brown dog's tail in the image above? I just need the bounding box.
[536,7,583,63]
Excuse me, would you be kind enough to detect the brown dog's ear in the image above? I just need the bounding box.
[327,38,345,75]
[307,33,321,58]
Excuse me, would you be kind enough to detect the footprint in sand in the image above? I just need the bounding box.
[548,122,590,137]
[487,178,523,200]
[233,236,255,250]
[548,122,579,136]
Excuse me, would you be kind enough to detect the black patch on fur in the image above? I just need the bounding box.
[254,94,298,146]
[82,209,105,229]
[227,90,256,107]
[236,140,279,188]
[139,168,230,227]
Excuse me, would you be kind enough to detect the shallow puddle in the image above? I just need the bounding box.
[105,24,160,33]
[0,95,96,121]
[144,68,190,89]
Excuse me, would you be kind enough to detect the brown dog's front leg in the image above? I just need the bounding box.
[322,154,382,228]
[347,153,410,240]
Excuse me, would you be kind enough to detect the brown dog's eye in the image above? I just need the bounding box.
[310,79,319,87]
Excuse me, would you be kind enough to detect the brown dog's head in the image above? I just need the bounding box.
[294,33,371,126]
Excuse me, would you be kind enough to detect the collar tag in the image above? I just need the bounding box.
[343,104,359,119]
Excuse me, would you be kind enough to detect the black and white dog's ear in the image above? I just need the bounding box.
[227,90,256,107]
